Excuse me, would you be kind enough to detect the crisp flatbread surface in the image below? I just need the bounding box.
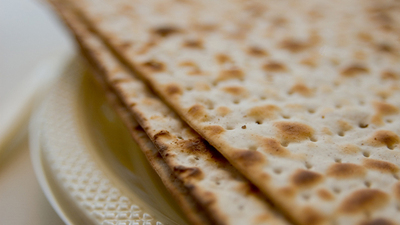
[60,0,400,224]
[86,60,212,225]
[48,1,291,225]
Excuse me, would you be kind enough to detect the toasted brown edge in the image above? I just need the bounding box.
[92,67,213,225]
[47,1,212,225]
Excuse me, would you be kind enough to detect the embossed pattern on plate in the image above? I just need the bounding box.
[31,57,181,225]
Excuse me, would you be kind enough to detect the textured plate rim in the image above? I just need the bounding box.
[29,55,185,225]
[30,102,91,225]
[29,54,93,225]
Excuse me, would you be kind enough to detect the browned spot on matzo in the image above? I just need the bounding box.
[183,39,203,49]
[153,130,173,153]
[280,39,310,53]
[182,138,208,153]
[376,43,395,54]
[392,181,400,200]
[338,120,353,132]
[376,90,392,101]
[341,64,369,77]
[203,125,225,136]
[247,46,268,57]
[275,121,314,142]
[278,186,296,198]
[360,218,396,225]
[317,189,335,201]
[200,191,217,207]
[216,68,244,82]
[232,150,266,167]
[371,102,399,125]
[153,130,173,141]
[116,41,132,50]
[369,9,394,32]
[262,61,287,72]
[216,106,231,117]
[339,189,389,213]
[340,144,361,155]
[381,71,399,80]
[244,3,267,17]
[327,163,366,179]
[300,206,325,225]
[152,25,180,37]
[374,101,399,115]
[222,86,248,97]
[289,83,313,97]
[140,97,158,106]
[291,169,323,188]
[253,213,272,224]
[322,127,333,136]
[354,50,367,60]
[367,130,400,149]
[174,165,204,180]
[136,40,156,55]
[194,23,218,32]
[362,158,399,174]
[247,105,280,121]
[300,56,318,68]
[141,60,165,72]
[194,82,210,91]
[260,138,290,157]
[357,32,373,42]
[271,16,287,26]
[164,83,183,96]
[179,61,197,67]
[187,104,207,120]
[215,54,232,64]
[179,61,203,75]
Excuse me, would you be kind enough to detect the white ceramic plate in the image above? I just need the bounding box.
[30,56,189,225]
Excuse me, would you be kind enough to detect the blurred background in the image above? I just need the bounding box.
[0,0,73,223]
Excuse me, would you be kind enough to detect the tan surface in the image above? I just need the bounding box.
[58,0,400,224]
[49,2,290,224]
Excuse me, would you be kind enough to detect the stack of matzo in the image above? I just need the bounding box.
[48,0,400,224]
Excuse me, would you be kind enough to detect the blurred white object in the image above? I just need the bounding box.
[0,0,72,106]
[0,0,73,154]
[0,53,71,157]
[0,0,72,224]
